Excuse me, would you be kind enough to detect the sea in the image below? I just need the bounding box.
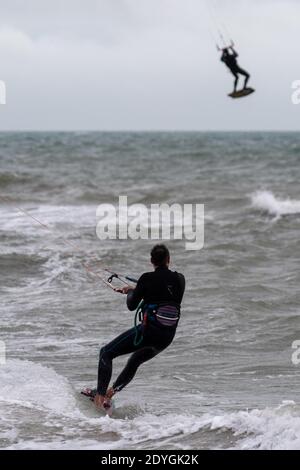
[0,131,300,450]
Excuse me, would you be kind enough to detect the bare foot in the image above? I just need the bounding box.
[106,387,115,400]
[94,393,106,408]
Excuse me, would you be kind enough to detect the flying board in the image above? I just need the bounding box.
[228,87,255,99]
[81,388,114,416]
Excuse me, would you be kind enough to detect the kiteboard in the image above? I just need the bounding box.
[81,388,114,416]
[228,87,255,99]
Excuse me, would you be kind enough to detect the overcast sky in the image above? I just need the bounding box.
[0,0,299,131]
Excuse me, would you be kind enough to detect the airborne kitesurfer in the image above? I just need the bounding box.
[221,43,251,93]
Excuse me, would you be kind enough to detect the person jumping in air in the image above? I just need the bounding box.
[220,42,250,94]
[82,245,185,410]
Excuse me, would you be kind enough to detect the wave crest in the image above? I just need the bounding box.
[251,191,300,217]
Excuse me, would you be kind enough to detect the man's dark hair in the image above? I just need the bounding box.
[151,244,170,267]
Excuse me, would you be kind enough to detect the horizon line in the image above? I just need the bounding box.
[0,129,299,133]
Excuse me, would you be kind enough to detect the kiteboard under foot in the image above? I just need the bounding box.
[81,388,114,416]
[228,87,255,99]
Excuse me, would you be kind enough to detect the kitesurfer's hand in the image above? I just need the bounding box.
[114,286,134,294]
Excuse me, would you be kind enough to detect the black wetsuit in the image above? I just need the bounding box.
[97,266,185,395]
[221,49,250,91]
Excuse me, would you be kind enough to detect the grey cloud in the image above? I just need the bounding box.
[0,0,299,131]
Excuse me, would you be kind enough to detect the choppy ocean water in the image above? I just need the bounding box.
[0,131,300,450]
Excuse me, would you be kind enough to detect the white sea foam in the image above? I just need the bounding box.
[1,363,300,450]
[0,359,78,415]
[251,190,300,218]
[0,204,97,234]
[207,402,300,450]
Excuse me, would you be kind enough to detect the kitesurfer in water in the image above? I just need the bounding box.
[221,43,250,93]
[84,245,185,409]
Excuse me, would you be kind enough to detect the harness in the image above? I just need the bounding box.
[133,301,180,346]
[133,271,183,346]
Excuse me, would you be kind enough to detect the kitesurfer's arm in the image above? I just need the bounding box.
[230,46,238,57]
[114,274,146,311]
[177,273,186,301]
[126,274,146,311]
